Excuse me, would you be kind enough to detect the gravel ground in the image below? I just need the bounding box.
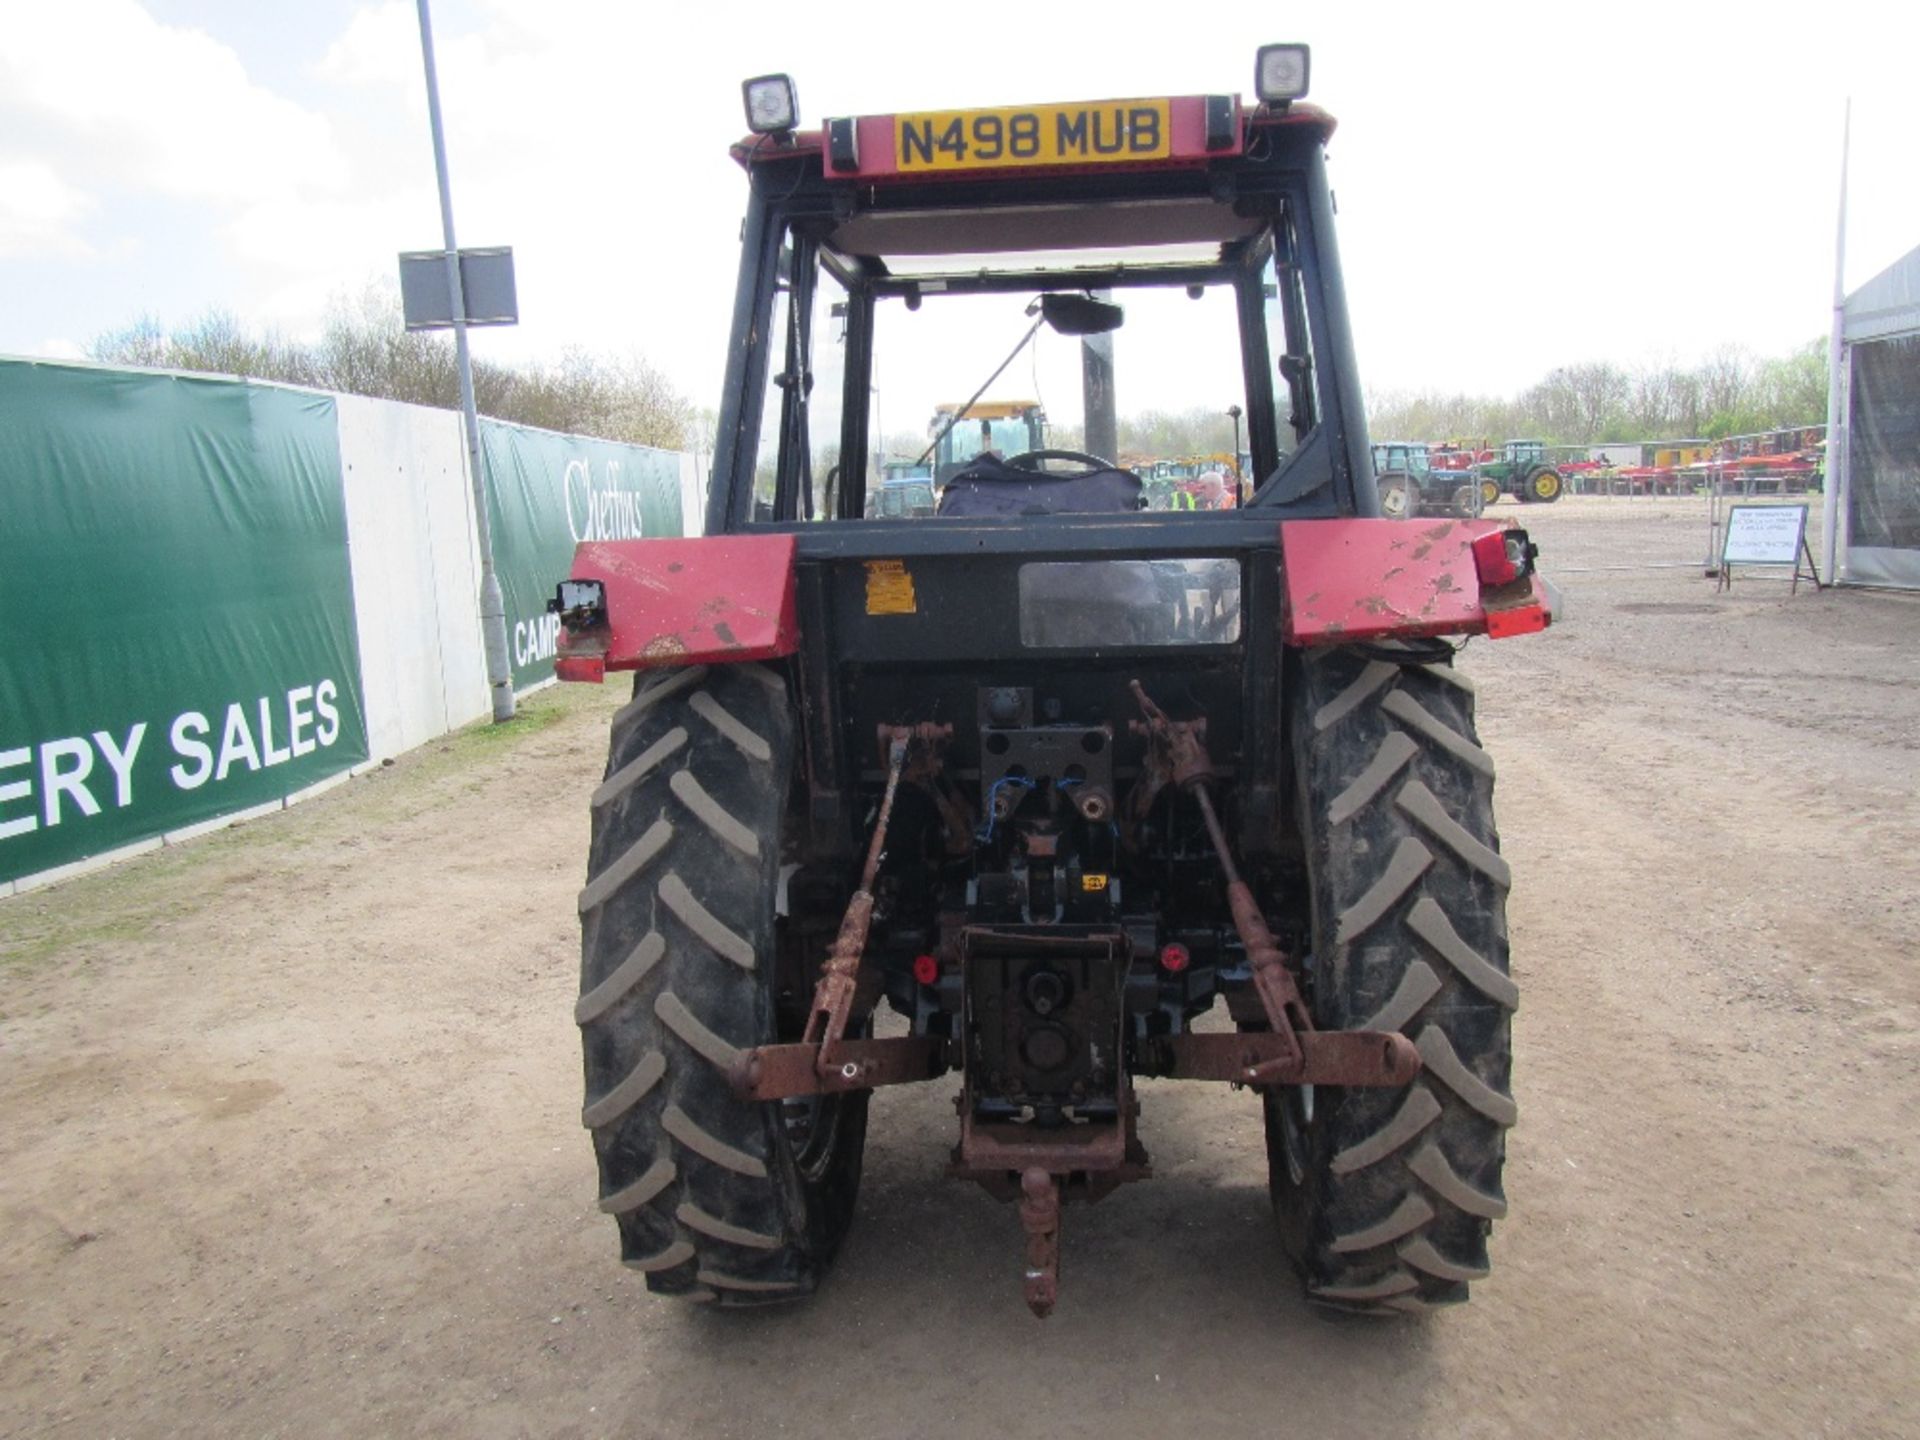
[3,503,1916,1440]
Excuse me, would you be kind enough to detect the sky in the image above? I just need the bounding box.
[3,0,1917,430]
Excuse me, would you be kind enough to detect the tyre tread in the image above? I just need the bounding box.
[576,664,864,1305]
[1272,647,1517,1314]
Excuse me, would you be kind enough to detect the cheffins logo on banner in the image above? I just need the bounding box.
[565,458,649,543]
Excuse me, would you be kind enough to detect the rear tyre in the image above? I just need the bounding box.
[1267,644,1517,1313]
[576,663,867,1306]
[1378,476,1413,519]
[1523,467,1563,503]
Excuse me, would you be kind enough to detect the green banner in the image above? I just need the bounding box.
[479,420,685,691]
[0,361,367,885]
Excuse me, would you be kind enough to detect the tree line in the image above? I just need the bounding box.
[88,298,1826,462]
[1366,340,1827,447]
[928,339,1831,463]
[88,286,694,451]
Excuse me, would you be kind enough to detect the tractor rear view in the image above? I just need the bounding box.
[551,48,1553,1318]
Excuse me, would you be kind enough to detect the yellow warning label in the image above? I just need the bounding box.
[1081,873,1109,892]
[864,559,917,615]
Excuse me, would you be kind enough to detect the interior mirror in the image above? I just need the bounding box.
[1039,293,1125,336]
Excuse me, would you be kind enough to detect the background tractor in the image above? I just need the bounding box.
[1476,440,1565,504]
[1371,440,1481,517]
[927,400,1048,484]
[552,50,1550,1320]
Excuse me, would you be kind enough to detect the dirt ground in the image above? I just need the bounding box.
[3,500,1917,1439]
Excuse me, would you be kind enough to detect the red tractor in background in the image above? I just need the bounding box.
[550,48,1551,1319]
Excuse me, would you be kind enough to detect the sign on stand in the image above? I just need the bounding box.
[1718,503,1820,593]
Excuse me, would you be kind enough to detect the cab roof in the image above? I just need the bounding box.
[934,400,1042,419]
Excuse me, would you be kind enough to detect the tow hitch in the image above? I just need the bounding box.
[729,725,955,1102]
[1130,681,1422,1090]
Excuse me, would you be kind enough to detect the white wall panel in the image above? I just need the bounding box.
[421,417,489,728]
[680,451,708,536]
[337,396,485,759]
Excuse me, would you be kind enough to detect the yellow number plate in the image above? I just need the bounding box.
[895,100,1171,173]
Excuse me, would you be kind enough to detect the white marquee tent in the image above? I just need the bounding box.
[1828,241,1920,588]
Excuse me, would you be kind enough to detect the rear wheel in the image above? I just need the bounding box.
[1378,475,1413,519]
[1267,644,1517,1313]
[576,663,867,1305]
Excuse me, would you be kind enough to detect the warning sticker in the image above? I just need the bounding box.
[1081,873,1109,892]
[864,560,918,615]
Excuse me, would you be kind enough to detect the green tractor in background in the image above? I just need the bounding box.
[1476,440,1564,505]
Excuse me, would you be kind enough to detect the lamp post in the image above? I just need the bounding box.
[415,0,515,722]
[1226,405,1245,501]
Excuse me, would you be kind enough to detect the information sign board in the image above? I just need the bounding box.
[1722,504,1808,565]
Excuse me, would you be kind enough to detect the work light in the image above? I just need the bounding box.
[743,74,800,134]
[1254,44,1311,104]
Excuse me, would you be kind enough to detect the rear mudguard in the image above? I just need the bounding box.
[1279,517,1555,643]
[552,535,798,682]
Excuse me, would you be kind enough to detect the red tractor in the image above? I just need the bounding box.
[550,48,1551,1318]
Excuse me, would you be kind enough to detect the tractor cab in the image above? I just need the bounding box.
[930,400,1048,484]
[1371,441,1432,478]
[706,64,1371,531]
[865,476,938,519]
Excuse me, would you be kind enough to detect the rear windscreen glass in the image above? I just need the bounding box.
[1017,559,1241,648]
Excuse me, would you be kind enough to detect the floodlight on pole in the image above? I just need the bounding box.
[1226,404,1244,498]
[415,0,515,723]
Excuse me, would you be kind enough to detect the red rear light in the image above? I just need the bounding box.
[912,954,941,986]
[1159,943,1190,974]
[1471,528,1535,588]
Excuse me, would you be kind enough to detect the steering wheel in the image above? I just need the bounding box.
[1005,449,1129,477]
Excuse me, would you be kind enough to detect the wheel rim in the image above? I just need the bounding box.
[1382,482,1411,518]
[1482,479,1500,505]
[1277,1084,1315,1187]
[782,1092,848,1183]
[1534,472,1560,500]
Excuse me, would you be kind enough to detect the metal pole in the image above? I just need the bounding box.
[1821,99,1850,585]
[417,0,515,722]
[1081,289,1117,463]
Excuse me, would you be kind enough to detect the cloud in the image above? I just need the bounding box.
[317,2,420,90]
[0,159,95,258]
[0,0,348,205]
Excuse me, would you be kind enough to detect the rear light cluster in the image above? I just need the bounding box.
[1471,527,1538,588]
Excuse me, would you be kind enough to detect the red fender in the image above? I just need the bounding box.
[1280,518,1554,645]
[553,535,799,683]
